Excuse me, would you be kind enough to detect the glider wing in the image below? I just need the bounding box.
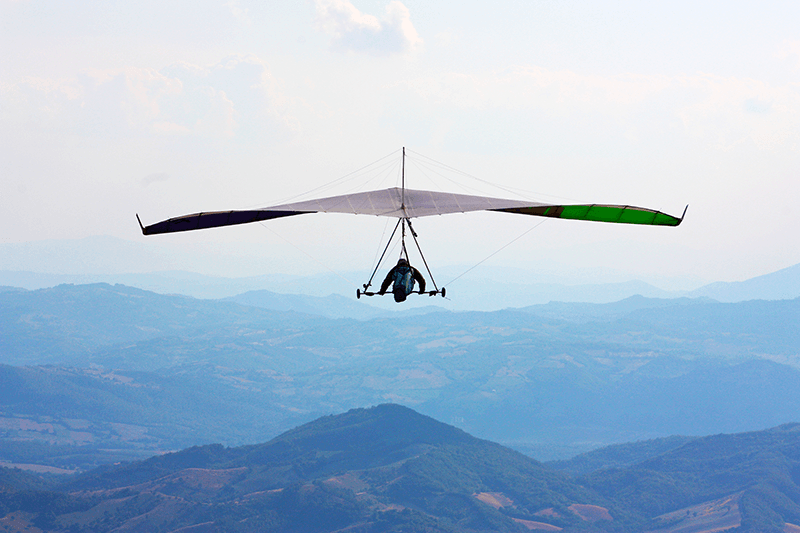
[138,187,684,235]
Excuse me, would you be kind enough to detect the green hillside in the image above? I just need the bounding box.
[583,424,800,519]
[547,435,697,476]
[47,405,612,532]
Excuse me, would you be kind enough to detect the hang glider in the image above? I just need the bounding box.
[137,148,686,301]
[137,186,686,236]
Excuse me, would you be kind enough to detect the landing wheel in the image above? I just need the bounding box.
[356,289,361,299]
[441,287,446,298]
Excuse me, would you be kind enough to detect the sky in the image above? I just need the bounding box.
[1,0,799,291]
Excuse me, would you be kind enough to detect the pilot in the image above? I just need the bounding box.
[379,257,426,303]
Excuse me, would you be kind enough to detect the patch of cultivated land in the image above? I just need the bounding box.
[647,493,741,533]
[568,503,613,522]
[513,518,563,531]
[0,511,44,533]
[473,491,514,509]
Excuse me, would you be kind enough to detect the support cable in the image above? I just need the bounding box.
[257,221,358,289]
[405,218,439,292]
[363,217,403,291]
[407,149,581,203]
[443,219,548,288]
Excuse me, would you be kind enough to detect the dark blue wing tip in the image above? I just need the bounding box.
[136,214,147,235]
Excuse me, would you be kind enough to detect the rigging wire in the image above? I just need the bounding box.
[242,149,402,210]
[405,218,439,292]
[362,218,403,291]
[443,219,549,288]
[407,157,491,197]
[337,158,400,196]
[257,221,359,289]
[371,215,394,270]
[405,159,445,192]
[407,149,582,203]
[280,149,400,202]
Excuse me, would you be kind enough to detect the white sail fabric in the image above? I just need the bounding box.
[270,187,541,218]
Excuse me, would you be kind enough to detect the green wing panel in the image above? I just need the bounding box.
[493,204,685,226]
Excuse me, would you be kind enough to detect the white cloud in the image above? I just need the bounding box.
[224,0,249,24]
[777,39,800,69]
[314,0,422,56]
[1,56,295,141]
[674,73,800,152]
[77,67,183,133]
[396,67,800,153]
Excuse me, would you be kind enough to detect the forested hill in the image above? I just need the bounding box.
[46,404,610,532]
[3,406,800,531]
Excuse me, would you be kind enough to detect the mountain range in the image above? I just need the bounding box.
[2,282,800,470]
[3,236,800,311]
[2,404,800,532]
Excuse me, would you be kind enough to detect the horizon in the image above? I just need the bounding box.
[2,235,800,313]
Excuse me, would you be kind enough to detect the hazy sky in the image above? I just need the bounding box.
[2,0,799,287]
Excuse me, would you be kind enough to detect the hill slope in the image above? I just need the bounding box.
[50,404,611,532]
[4,407,800,531]
[581,423,800,532]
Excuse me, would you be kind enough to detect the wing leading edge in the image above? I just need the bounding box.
[138,187,685,235]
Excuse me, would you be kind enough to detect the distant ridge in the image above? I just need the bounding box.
[5,282,800,458]
[688,262,800,302]
[519,294,715,320]
[223,289,446,320]
[4,235,800,307]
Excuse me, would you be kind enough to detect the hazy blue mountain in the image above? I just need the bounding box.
[0,235,696,308]
[0,286,24,294]
[0,364,316,459]
[0,269,283,299]
[0,267,683,310]
[519,294,716,321]
[688,261,800,302]
[0,282,315,365]
[547,435,698,476]
[4,283,800,467]
[5,235,800,309]
[223,288,447,320]
[224,289,387,319]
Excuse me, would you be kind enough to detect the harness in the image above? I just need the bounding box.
[392,265,415,294]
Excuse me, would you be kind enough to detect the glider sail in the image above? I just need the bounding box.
[138,187,685,235]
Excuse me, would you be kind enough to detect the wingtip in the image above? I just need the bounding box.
[136,214,147,235]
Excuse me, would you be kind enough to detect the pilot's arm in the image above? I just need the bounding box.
[379,267,396,294]
[412,267,426,293]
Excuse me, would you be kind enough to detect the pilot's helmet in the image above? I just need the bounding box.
[397,258,408,266]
